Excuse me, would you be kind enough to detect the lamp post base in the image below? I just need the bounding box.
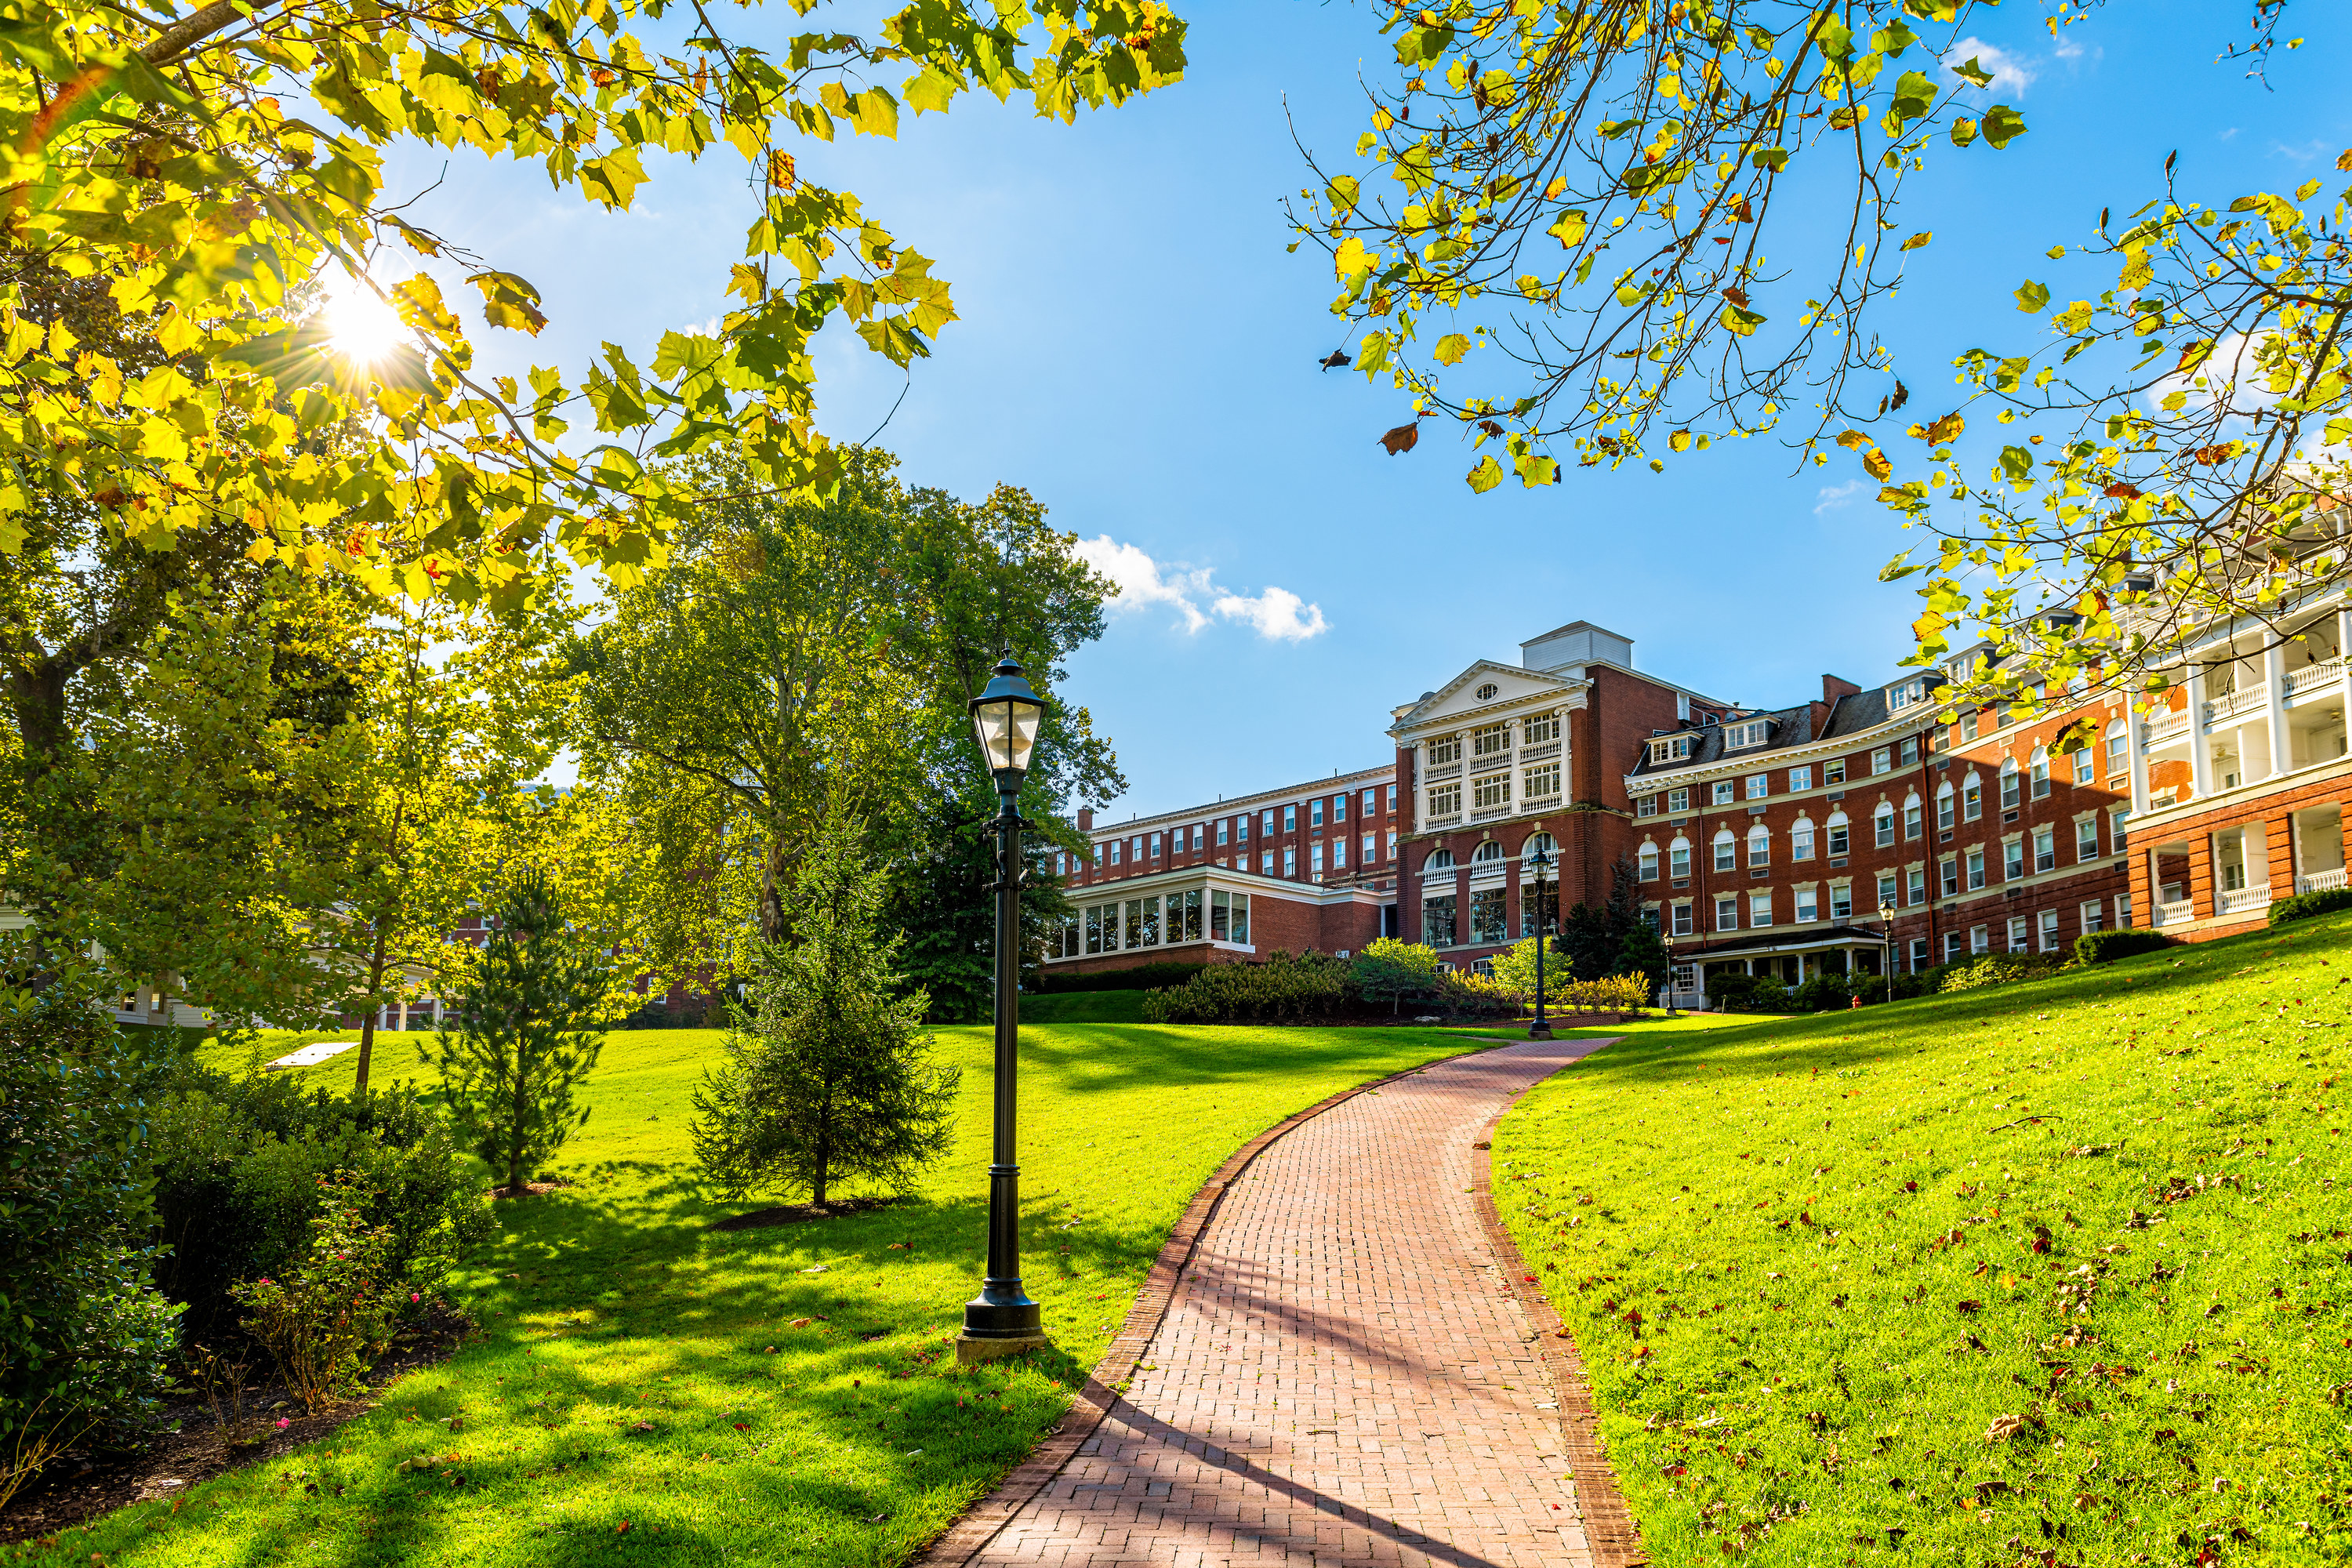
[1526,1021,1554,1040]
[955,1330,1051,1367]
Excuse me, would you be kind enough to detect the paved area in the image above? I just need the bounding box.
[970,1037,1609,1568]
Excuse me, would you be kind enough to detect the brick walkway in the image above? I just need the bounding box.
[966,1037,1614,1568]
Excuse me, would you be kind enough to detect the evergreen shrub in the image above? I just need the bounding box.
[2267,887,2352,927]
[2075,928,2174,962]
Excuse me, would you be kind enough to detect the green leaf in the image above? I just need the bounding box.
[1889,70,1937,121]
[1719,304,1767,336]
[1981,104,2028,149]
[2013,280,2051,313]
[1546,209,1588,248]
[1878,550,1926,582]
[1467,455,1505,493]
[1947,56,1995,88]
[1432,333,1472,366]
[1326,175,1360,214]
[580,147,648,210]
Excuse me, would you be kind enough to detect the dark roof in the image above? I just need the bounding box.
[1628,674,1944,779]
[1671,925,1893,960]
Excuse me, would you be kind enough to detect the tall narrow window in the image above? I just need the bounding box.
[1936,782,1955,831]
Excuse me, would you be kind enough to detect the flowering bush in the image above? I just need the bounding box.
[1141,951,1348,1024]
[229,1177,405,1411]
[1551,974,1653,1012]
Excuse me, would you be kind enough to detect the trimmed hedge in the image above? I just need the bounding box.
[2268,887,2352,927]
[2075,928,2173,964]
[1142,953,1344,1024]
[1033,960,1207,995]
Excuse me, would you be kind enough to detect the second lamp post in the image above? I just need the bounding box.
[958,654,1048,1365]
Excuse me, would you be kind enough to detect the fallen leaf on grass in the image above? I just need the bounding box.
[1984,1413,2024,1443]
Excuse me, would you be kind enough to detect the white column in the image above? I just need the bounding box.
[2128,695,2151,813]
[433,996,445,1026]
[397,997,409,1033]
[2263,640,2291,777]
[2186,663,2212,797]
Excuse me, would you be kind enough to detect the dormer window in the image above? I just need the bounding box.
[1647,734,1694,765]
[1888,677,1927,710]
[1725,719,1771,750]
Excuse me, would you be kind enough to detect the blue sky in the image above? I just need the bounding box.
[372,1,2352,822]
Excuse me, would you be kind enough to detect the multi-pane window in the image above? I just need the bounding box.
[1525,762,1561,799]
[1283,848,1297,877]
[1670,902,1694,936]
[1283,804,1298,832]
[1428,782,1461,816]
[2117,891,2135,927]
[1363,833,1375,862]
[1877,873,1899,909]
[1174,890,1203,942]
[1363,788,1377,813]
[2076,818,2099,861]
[1150,833,1162,858]
[1387,785,1398,811]
[1940,857,1958,897]
[1966,848,1986,890]
[1262,810,1276,836]
[2106,725,2129,778]
[1311,844,1325,876]
[1726,719,1770,749]
[1828,820,1850,856]
[2082,899,2105,933]
[1668,787,1690,814]
[1334,793,1348,822]
[1712,780,1737,806]
[1715,895,1740,931]
[1637,794,1659,817]
[1971,924,1991,954]
[2031,749,2051,800]
[1749,891,1773,927]
[1669,842,1691,877]
[2000,761,2022,811]
[2034,827,2056,873]
[1746,774,1769,800]
[1963,777,1983,821]
[1900,736,1919,766]
[1792,823,1816,861]
[1639,845,1661,881]
[1875,806,1896,848]
[1236,816,1249,842]
[1261,851,1274,875]
[1748,825,1770,867]
[1907,866,1927,905]
[1795,887,1820,922]
[1909,938,1931,972]
[1961,711,1980,742]
[1524,714,1559,746]
[1649,735,1693,764]
[1937,784,1955,831]
[1829,883,1853,920]
[1388,831,1398,858]
[1109,841,1123,865]
[2005,838,2026,880]
[1826,759,1848,785]
[1423,895,1457,948]
[1428,735,1462,765]
[1871,747,1893,775]
[1472,771,1511,810]
[2071,746,2093,784]
[1904,800,1923,840]
[1210,890,1250,943]
[1331,837,1347,869]
[1472,723,1512,758]
[1789,764,1813,793]
[1470,889,1508,946]
[2111,810,2130,852]
[1311,798,1324,827]
[1714,833,1737,873]
[2007,916,2030,953]
[1944,931,1965,961]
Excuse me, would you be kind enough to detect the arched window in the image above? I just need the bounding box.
[1962,771,1984,821]
[1902,790,1923,841]
[1746,822,1770,868]
[1790,815,1817,862]
[1472,838,1504,863]
[1521,831,1557,860]
[1873,800,1896,849]
[1712,826,1737,873]
[2029,745,2051,799]
[1936,779,1956,831]
[1638,838,1661,881]
[1998,755,2021,810]
[1425,848,1455,873]
[1668,833,1691,879]
[2104,718,2127,775]
[1825,808,1851,858]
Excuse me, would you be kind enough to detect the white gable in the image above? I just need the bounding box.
[1394,661,1584,732]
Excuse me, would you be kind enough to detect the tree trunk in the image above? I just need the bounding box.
[509,1036,529,1194]
[758,829,789,946]
[354,918,391,1094]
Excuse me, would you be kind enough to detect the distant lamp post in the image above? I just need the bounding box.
[1877,902,1896,1002]
[959,652,1048,1365]
[1526,838,1554,1040]
[1661,925,1679,1018]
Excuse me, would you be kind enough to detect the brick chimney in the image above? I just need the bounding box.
[1077,807,1094,832]
[1822,673,1863,704]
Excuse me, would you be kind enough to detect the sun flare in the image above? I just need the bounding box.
[323,278,408,364]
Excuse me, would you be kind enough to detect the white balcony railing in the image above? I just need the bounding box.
[2297,867,2349,895]
[2152,898,2197,927]
[2202,688,2263,725]
[2285,659,2347,699]
[2216,884,2272,916]
[2143,710,2189,743]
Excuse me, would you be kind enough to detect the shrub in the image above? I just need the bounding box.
[2076,928,2174,963]
[1436,971,1522,1018]
[1142,951,1348,1025]
[1938,953,2067,993]
[2267,887,2352,927]
[229,1176,405,1411]
[1704,972,1760,1009]
[1032,961,1206,995]
[1551,974,1651,1012]
[1352,938,1443,1013]
[0,1001,180,1509]
[1791,974,1860,1013]
[1744,979,1794,1013]
[148,1069,491,1345]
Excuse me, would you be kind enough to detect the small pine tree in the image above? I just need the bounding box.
[691,818,960,1204]
[426,870,611,1196]
[1617,920,1670,994]
[1348,937,1441,1014]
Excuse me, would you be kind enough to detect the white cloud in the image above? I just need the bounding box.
[1943,38,2035,97]
[1214,586,1330,642]
[1073,536,1327,641]
[1813,477,1868,516]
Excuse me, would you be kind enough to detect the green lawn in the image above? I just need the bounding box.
[1495,916,2352,1566]
[21,1022,1484,1568]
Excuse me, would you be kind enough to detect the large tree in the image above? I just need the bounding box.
[0,0,1186,619]
[568,447,1119,999]
[1299,2,2339,707]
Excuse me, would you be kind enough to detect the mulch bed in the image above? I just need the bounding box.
[489,1178,576,1200]
[709,1195,904,1232]
[0,1302,473,1548]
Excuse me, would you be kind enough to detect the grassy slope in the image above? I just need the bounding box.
[18,1022,1486,1568]
[1497,916,2352,1566]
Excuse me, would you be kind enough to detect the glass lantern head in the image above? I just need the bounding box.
[969,653,1045,784]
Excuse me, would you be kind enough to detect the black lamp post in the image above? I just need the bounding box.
[1878,901,1896,1000]
[959,653,1048,1364]
[1662,925,1679,1018]
[1526,838,1553,1040]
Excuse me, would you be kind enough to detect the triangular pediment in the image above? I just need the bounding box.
[1391,660,1584,734]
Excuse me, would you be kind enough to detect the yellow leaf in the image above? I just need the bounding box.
[1907,412,1964,444]
[1334,236,1376,283]
[1467,455,1504,492]
[1836,428,1872,450]
[1432,332,1472,365]
[1900,231,1932,251]
[1547,209,1588,248]
[1863,448,1892,480]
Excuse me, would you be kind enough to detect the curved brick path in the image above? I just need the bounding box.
[966,1036,1616,1568]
